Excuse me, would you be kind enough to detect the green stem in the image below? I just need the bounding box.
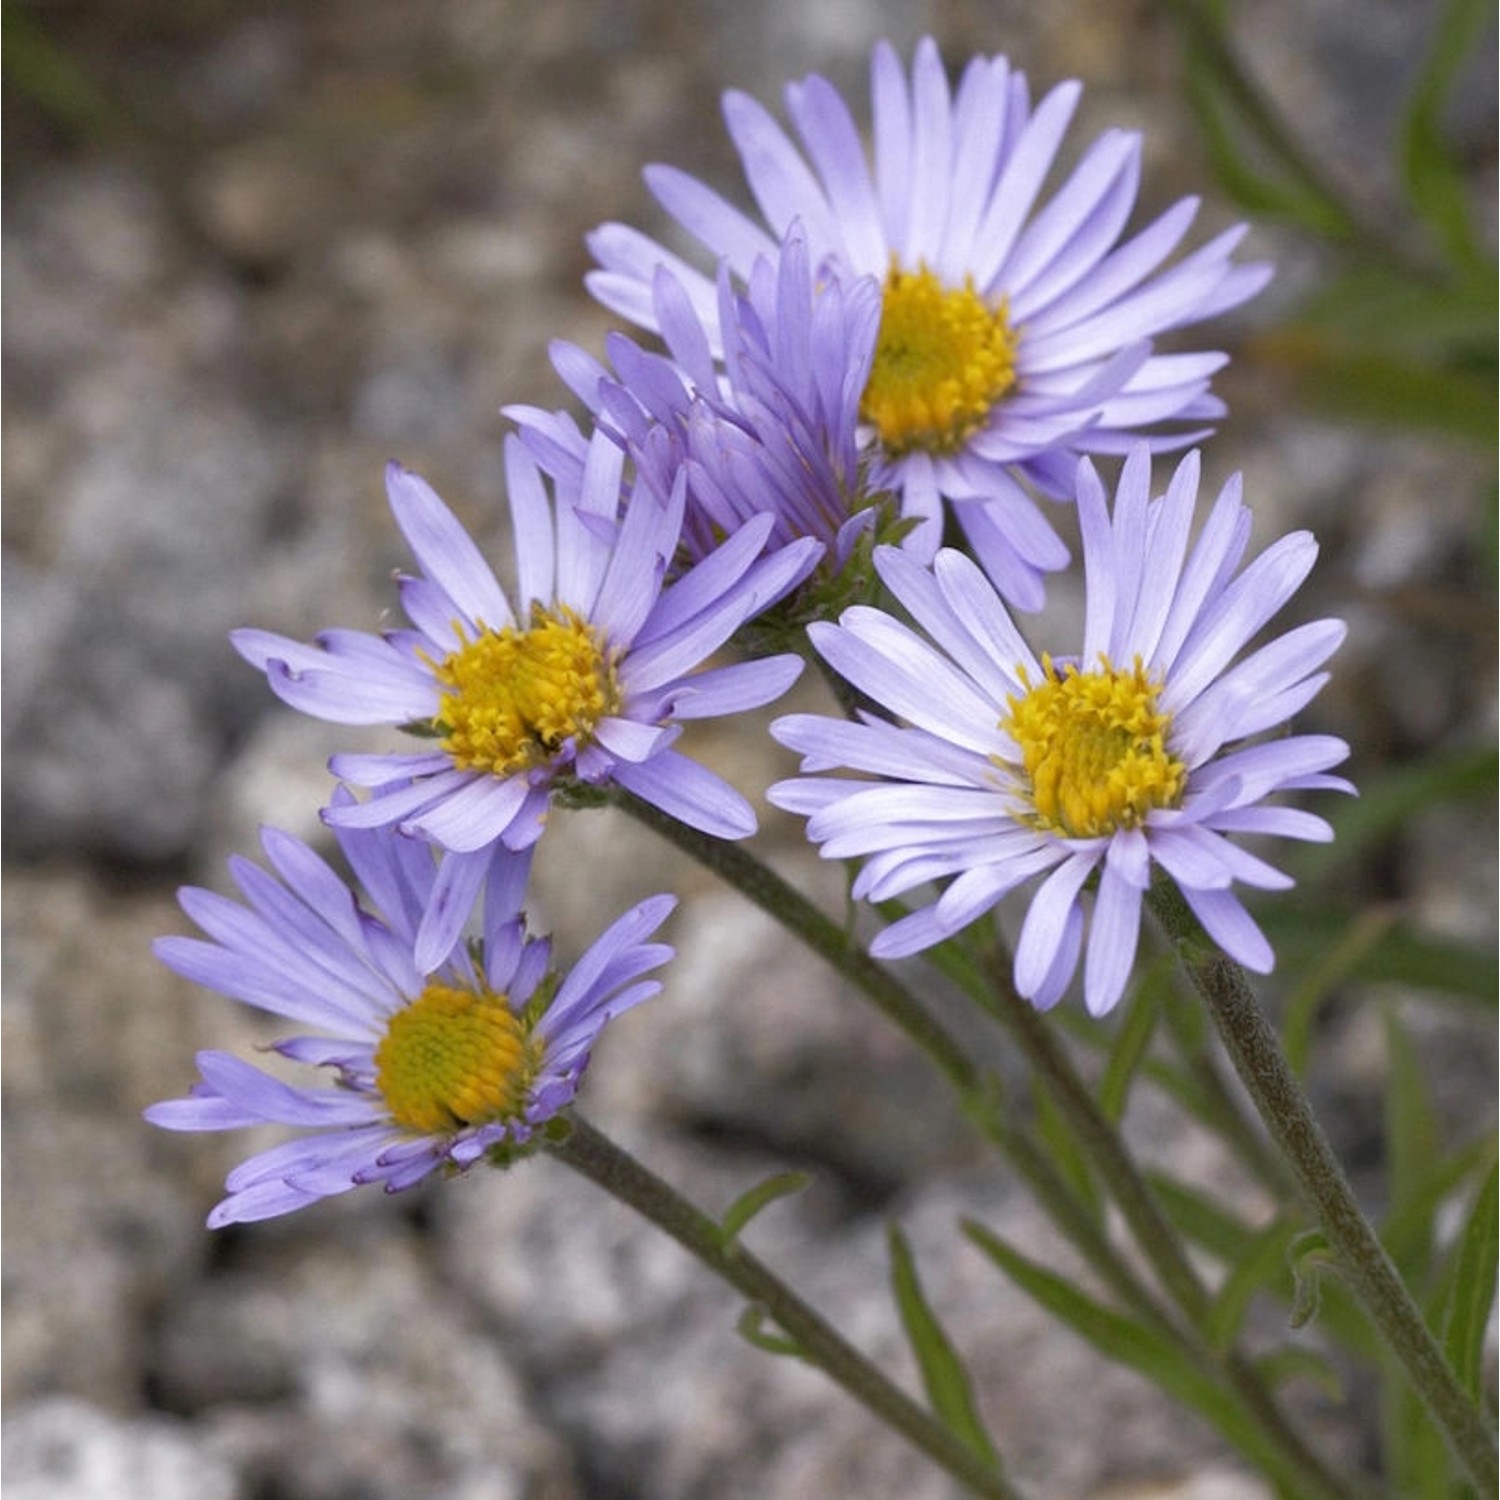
[1148,883,1499,1495]
[612,790,982,1100]
[547,1115,1021,1500]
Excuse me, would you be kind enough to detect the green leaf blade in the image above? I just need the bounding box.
[887,1225,1001,1471]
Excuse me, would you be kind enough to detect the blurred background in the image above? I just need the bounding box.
[3,2,1494,1496]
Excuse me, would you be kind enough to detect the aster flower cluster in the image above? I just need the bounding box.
[149,35,1347,1231]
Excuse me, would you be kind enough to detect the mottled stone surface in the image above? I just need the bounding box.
[3,3,1492,1498]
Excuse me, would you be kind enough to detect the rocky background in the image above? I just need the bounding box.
[3,2,1494,1498]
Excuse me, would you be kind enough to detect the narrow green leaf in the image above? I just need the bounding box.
[962,1219,1304,1486]
[1250,329,1498,443]
[1258,902,1498,1006]
[1282,906,1400,1078]
[1440,1162,1499,1397]
[1382,1010,1440,1241]
[1180,52,1351,236]
[1149,1173,1259,1264]
[736,1304,804,1359]
[1,2,119,141]
[1206,1216,1300,1352]
[887,1226,1001,1469]
[1397,0,1493,275]
[1099,978,1162,1123]
[1381,1133,1499,1283]
[1032,1086,1101,1222]
[717,1171,811,1248]
[1384,1351,1454,1500]
[1295,263,1498,360]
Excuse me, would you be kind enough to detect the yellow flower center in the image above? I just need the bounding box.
[433,604,620,777]
[1003,655,1187,838]
[860,262,1019,457]
[374,980,541,1136]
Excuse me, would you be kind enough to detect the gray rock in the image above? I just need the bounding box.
[2,1398,240,1500]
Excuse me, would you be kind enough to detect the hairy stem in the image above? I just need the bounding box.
[1149,882,1498,1494]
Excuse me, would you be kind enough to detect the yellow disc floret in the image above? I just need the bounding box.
[860,262,1019,457]
[1003,655,1187,838]
[374,980,541,1136]
[432,604,620,777]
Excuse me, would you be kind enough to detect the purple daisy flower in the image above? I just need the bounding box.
[511,226,886,578]
[234,431,818,968]
[769,445,1353,1017]
[145,815,675,1227]
[587,37,1271,609]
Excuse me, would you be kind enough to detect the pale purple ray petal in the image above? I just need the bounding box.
[1204,806,1334,842]
[197,1051,383,1127]
[1152,471,1248,671]
[259,829,370,956]
[969,80,1082,289]
[1164,531,1319,710]
[1083,855,1143,1016]
[1027,899,1086,1011]
[412,846,491,974]
[871,39,913,253]
[405,774,532,855]
[1145,824,1236,890]
[209,1178,331,1228]
[662,656,804,720]
[901,37,955,267]
[386,463,512,630]
[772,712,992,786]
[785,72,884,272]
[935,55,1011,273]
[1014,850,1099,999]
[1007,151,1140,321]
[1076,458,1117,665]
[874,545,1019,702]
[645,163,779,274]
[1002,130,1138,300]
[809,613,1004,753]
[320,771,469,830]
[1119,450,1199,662]
[632,514,775,649]
[1103,444,1155,661]
[1022,196,1199,339]
[264,658,438,726]
[930,546,1043,685]
[397,582,476,660]
[153,935,362,1035]
[612,750,756,838]
[1181,885,1274,972]
[145,1090,263,1132]
[870,904,951,959]
[723,88,836,247]
[330,751,451,788]
[503,434,556,612]
[592,715,673,763]
[542,893,676,1037]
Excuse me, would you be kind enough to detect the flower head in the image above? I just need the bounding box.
[235,432,817,967]
[588,38,1271,609]
[511,225,888,579]
[770,446,1353,1017]
[145,816,676,1226]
